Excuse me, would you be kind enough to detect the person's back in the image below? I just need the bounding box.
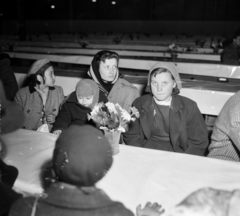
[9,125,134,216]
[9,185,133,216]
[208,90,240,162]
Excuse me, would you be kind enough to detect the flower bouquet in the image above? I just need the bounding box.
[88,102,139,154]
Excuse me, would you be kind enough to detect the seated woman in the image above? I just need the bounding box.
[87,50,139,112]
[208,90,240,162]
[52,79,99,135]
[14,58,64,131]
[123,62,209,156]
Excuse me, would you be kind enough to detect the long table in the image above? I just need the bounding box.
[2,129,240,215]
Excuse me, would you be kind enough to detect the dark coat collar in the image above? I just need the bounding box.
[141,94,183,112]
[67,91,78,103]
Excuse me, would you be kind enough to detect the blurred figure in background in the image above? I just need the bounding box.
[0,80,23,216]
[0,52,18,101]
[221,32,240,65]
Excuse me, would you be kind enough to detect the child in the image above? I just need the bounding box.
[9,125,134,216]
[52,79,99,135]
[14,58,64,131]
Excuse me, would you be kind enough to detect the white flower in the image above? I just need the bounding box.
[121,109,131,121]
[91,102,103,116]
[118,125,126,133]
[105,102,117,114]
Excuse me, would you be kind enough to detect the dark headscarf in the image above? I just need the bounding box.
[87,50,119,97]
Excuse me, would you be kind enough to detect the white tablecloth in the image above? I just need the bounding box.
[2,129,240,214]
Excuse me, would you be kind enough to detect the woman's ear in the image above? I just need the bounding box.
[36,75,43,84]
[173,81,177,88]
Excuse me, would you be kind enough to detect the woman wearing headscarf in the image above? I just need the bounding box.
[123,62,209,156]
[87,50,139,112]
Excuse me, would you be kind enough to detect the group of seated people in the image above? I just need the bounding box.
[1,48,240,215]
[10,49,240,160]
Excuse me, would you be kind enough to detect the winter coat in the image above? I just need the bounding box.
[9,183,134,216]
[52,91,92,131]
[124,94,209,156]
[107,78,139,113]
[14,85,64,130]
[208,90,240,162]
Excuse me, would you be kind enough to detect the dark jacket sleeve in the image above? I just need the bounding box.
[0,182,23,216]
[52,103,72,132]
[0,54,18,101]
[123,99,147,147]
[185,103,209,156]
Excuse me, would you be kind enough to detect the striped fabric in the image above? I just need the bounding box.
[208,91,240,162]
[87,65,119,97]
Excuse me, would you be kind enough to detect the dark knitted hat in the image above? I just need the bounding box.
[52,125,113,186]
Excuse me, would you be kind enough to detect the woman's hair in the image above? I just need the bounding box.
[95,50,119,68]
[27,59,52,87]
[149,67,180,95]
[28,71,46,87]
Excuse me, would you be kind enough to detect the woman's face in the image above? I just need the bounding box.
[150,72,176,102]
[44,66,55,87]
[99,58,118,82]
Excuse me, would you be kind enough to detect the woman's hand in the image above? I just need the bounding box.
[53,130,62,136]
[136,202,165,216]
[46,114,56,124]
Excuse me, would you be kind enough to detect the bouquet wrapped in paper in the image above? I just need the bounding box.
[88,102,139,154]
[88,102,139,133]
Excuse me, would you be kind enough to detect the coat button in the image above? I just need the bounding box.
[27,110,30,113]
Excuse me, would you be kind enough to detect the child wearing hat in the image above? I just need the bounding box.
[52,79,100,135]
[9,125,134,216]
[14,58,64,131]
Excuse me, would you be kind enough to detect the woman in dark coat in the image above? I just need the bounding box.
[123,62,209,156]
